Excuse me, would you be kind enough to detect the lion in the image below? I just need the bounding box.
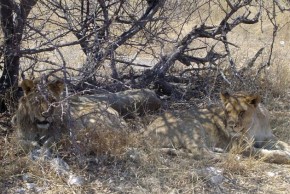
[144,91,290,164]
[12,79,127,152]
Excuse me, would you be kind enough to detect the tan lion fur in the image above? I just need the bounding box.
[12,79,127,152]
[145,91,290,164]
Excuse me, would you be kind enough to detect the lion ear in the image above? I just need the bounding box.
[246,95,261,107]
[21,79,35,95]
[220,91,231,105]
[48,80,64,97]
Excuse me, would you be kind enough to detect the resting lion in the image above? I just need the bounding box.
[12,79,127,152]
[145,91,290,164]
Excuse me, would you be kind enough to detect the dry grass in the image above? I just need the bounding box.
[266,60,290,98]
[65,128,137,156]
[1,111,290,193]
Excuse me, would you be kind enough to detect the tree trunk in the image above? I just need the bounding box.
[0,0,18,90]
[0,0,37,112]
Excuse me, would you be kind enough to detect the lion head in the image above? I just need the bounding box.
[13,79,65,150]
[220,91,262,136]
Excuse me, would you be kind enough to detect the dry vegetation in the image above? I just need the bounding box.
[1,0,290,193]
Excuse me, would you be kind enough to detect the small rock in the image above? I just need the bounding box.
[22,173,33,183]
[29,147,52,161]
[125,148,142,163]
[266,171,278,177]
[68,174,85,186]
[208,167,223,174]
[26,183,37,190]
[29,149,41,161]
[15,188,26,194]
[50,158,70,175]
[35,187,45,193]
[210,174,224,184]
[168,189,180,194]
[40,147,52,160]
[196,167,224,185]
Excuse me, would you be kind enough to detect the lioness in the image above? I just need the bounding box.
[12,79,127,152]
[145,92,290,163]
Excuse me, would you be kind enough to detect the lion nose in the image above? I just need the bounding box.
[41,111,50,118]
[228,120,237,128]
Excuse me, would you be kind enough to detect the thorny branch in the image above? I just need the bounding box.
[140,0,260,86]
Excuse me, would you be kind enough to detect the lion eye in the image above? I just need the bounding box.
[239,111,245,118]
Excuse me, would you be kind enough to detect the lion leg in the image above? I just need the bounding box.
[228,137,290,164]
[272,140,290,152]
[249,136,290,164]
[254,148,290,164]
[258,136,290,153]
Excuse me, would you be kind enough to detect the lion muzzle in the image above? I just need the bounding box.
[36,120,50,130]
